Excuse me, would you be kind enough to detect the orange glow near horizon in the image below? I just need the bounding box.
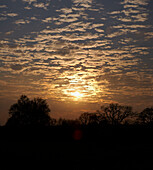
[60,75,100,102]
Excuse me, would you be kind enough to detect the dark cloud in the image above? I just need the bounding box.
[55,48,70,56]
[10,64,23,70]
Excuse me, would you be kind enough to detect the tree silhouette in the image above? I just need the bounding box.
[6,95,51,126]
[99,103,133,125]
[79,112,102,125]
[57,118,80,127]
[138,107,153,125]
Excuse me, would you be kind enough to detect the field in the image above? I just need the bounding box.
[1,126,153,169]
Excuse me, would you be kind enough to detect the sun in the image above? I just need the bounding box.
[71,91,83,99]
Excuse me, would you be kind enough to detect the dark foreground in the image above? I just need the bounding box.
[0,126,153,169]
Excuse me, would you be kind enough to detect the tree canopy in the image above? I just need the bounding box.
[79,112,102,125]
[138,107,153,125]
[6,95,51,126]
[78,103,133,126]
[5,95,153,127]
[99,103,133,125]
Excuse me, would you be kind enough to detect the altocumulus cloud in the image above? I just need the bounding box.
[0,0,153,124]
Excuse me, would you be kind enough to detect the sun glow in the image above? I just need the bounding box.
[70,91,83,98]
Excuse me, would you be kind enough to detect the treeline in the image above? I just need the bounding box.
[3,95,153,127]
[1,95,153,170]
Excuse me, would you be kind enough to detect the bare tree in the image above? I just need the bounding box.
[79,112,102,125]
[99,103,133,125]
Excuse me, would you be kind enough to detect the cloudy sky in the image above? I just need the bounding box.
[0,0,153,124]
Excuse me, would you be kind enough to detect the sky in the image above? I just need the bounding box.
[0,0,153,125]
